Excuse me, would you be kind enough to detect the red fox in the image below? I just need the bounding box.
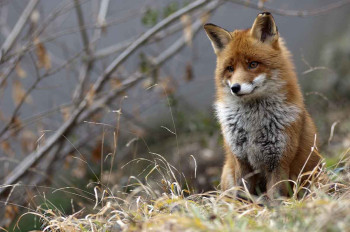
[204,12,321,198]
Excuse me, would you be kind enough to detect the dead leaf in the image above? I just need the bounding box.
[87,87,96,106]
[184,62,194,82]
[111,77,122,89]
[128,124,147,138]
[12,80,32,105]
[1,141,15,156]
[64,155,73,170]
[92,141,103,163]
[0,110,6,121]
[0,72,7,88]
[258,0,269,8]
[12,80,26,105]
[200,12,210,25]
[10,117,22,137]
[30,9,40,24]
[20,130,36,153]
[180,14,192,47]
[15,63,27,78]
[91,112,103,122]
[98,19,107,35]
[142,77,153,89]
[159,76,177,96]
[34,37,51,70]
[101,170,119,184]
[61,106,71,122]
[72,158,87,178]
[4,205,19,227]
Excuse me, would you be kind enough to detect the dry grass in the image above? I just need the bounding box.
[13,150,350,232]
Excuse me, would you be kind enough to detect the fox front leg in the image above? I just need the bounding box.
[266,166,291,199]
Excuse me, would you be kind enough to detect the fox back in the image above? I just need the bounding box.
[204,12,321,198]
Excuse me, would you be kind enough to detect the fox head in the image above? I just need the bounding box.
[204,12,294,100]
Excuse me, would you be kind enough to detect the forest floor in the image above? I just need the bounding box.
[19,149,350,232]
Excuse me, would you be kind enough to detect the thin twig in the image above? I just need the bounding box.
[0,0,40,62]
[301,52,334,75]
[0,50,84,141]
[0,0,213,196]
[92,18,188,60]
[305,92,330,103]
[72,0,94,102]
[97,0,110,30]
[77,0,221,124]
[302,66,332,75]
[0,0,81,64]
[73,0,91,55]
[91,0,209,95]
[3,3,141,62]
[328,120,340,144]
[227,0,350,17]
[0,56,21,89]
[0,4,10,38]
[0,53,42,138]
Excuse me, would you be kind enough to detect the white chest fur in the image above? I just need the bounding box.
[215,95,300,171]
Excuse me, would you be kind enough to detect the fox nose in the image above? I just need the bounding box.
[231,83,241,94]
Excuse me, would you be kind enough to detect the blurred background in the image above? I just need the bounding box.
[1,0,350,230]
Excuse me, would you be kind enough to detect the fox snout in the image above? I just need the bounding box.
[228,74,266,96]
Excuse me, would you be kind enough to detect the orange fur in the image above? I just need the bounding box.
[204,13,321,198]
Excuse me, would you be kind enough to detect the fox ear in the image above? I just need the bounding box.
[204,23,232,54]
[251,12,278,43]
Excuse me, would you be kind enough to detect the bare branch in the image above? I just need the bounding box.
[72,0,110,102]
[92,20,187,60]
[0,52,42,138]
[97,0,110,28]
[0,102,73,143]
[305,92,330,103]
[0,49,84,141]
[301,53,335,75]
[0,4,10,38]
[302,67,332,75]
[71,0,93,102]
[0,0,40,61]
[45,1,222,182]
[91,0,210,94]
[77,0,222,124]
[0,78,41,138]
[0,99,88,196]
[0,0,213,196]
[91,0,110,46]
[227,0,350,17]
[0,56,21,89]
[92,39,132,59]
[0,1,79,64]
[73,0,91,55]
[152,16,203,65]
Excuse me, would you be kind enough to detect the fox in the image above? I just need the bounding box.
[204,12,321,199]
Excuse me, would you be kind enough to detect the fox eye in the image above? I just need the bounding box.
[248,61,259,69]
[226,66,234,72]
